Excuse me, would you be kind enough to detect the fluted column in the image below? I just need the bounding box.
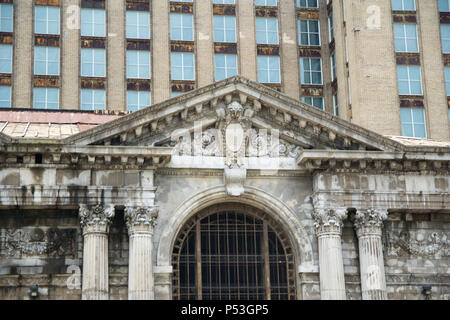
[79,204,115,300]
[125,205,159,300]
[313,208,348,300]
[353,209,388,300]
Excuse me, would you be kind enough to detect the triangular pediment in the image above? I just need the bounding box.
[63,76,405,153]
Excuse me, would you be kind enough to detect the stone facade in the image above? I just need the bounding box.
[0,77,449,300]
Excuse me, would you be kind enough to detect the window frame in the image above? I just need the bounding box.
[300,57,323,85]
[0,86,11,108]
[34,46,60,76]
[298,19,321,46]
[391,0,416,11]
[0,3,13,33]
[296,0,319,8]
[81,8,106,37]
[257,55,281,84]
[397,65,423,95]
[126,11,150,39]
[213,15,237,43]
[400,107,427,138]
[302,96,324,110]
[214,54,238,81]
[393,23,419,53]
[171,52,195,81]
[170,13,194,41]
[81,89,106,111]
[81,48,106,77]
[255,17,279,45]
[0,44,12,74]
[127,50,151,79]
[127,90,151,112]
[255,0,278,6]
[35,5,60,35]
[33,87,59,110]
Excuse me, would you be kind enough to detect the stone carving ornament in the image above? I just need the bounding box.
[79,204,115,235]
[384,230,448,257]
[124,206,159,235]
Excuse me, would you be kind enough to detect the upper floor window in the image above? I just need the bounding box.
[215,54,238,81]
[171,52,195,80]
[213,0,235,3]
[256,17,279,44]
[81,9,106,37]
[440,24,450,53]
[0,3,13,32]
[328,13,334,42]
[0,44,12,74]
[170,13,194,41]
[302,96,324,110]
[127,50,151,79]
[255,0,277,6]
[33,87,59,110]
[400,108,426,138]
[438,0,450,12]
[391,0,415,11]
[300,58,322,85]
[333,93,339,117]
[397,65,422,95]
[0,86,11,108]
[298,20,320,46]
[393,23,418,52]
[34,46,60,75]
[213,15,236,43]
[330,52,336,81]
[35,6,60,35]
[297,0,318,8]
[127,91,151,112]
[257,55,280,83]
[81,89,105,111]
[444,67,450,96]
[81,48,106,77]
[126,11,150,39]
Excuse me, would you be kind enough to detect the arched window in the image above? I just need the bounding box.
[172,204,296,300]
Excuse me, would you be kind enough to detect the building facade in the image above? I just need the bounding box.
[0,77,449,300]
[0,0,449,140]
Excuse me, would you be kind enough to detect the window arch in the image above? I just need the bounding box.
[172,203,297,300]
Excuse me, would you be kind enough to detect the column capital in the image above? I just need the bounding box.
[353,209,388,237]
[312,207,348,236]
[124,205,159,235]
[79,204,115,235]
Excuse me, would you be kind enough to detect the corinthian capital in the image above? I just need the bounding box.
[124,206,159,235]
[79,204,115,235]
[353,209,388,237]
[312,207,348,235]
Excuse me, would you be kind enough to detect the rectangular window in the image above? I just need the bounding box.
[171,52,195,80]
[333,93,339,116]
[439,0,450,12]
[127,50,151,79]
[81,89,105,110]
[445,67,450,96]
[215,54,238,81]
[81,9,106,37]
[297,0,318,8]
[213,16,236,43]
[34,46,60,75]
[256,17,279,44]
[302,96,324,110]
[300,58,322,84]
[33,87,59,109]
[330,52,336,81]
[400,108,426,138]
[0,44,12,73]
[440,24,450,53]
[0,86,11,108]
[0,3,13,32]
[257,55,280,83]
[172,92,184,97]
[391,0,415,11]
[393,23,418,52]
[126,11,150,39]
[81,48,106,77]
[298,20,320,46]
[127,91,151,111]
[255,0,277,6]
[397,65,422,95]
[328,13,334,42]
[213,0,235,4]
[35,6,60,35]
[170,13,194,41]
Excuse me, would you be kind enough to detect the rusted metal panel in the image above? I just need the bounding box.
[81,77,106,90]
[81,38,106,49]
[35,35,60,47]
[298,47,322,58]
[399,96,425,108]
[0,33,13,44]
[255,7,278,18]
[0,0,13,4]
[440,13,450,24]
[214,43,237,54]
[171,81,195,93]
[297,10,320,20]
[126,39,151,51]
[34,76,60,88]
[170,3,193,14]
[0,75,11,86]
[443,54,450,66]
[212,4,236,16]
[126,0,150,11]
[447,97,450,108]
[35,0,60,6]
[392,13,417,23]
[81,0,105,9]
[127,79,151,91]
[257,44,280,56]
[301,86,323,97]
[396,53,420,66]
[170,41,195,53]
